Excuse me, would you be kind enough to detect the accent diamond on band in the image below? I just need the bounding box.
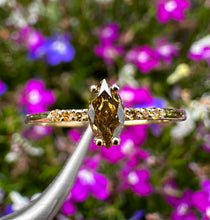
[25,79,186,148]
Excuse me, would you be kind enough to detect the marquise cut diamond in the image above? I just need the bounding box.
[88,79,125,148]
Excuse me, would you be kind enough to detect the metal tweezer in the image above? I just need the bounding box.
[0,126,93,220]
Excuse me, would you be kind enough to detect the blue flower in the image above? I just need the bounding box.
[4,204,13,215]
[128,210,145,220]
[0,80,7,95]
[29,34,75,66]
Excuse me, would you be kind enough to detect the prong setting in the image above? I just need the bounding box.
[112,84,120,91]
[95,138,103,146]
[90,85,98,93]
[112,137,120,145]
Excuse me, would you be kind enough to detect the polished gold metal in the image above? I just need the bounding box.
[25,79,186,148]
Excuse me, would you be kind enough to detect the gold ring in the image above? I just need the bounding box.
[25,79,186,148]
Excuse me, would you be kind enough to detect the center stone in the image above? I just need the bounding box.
[88,79,125,148]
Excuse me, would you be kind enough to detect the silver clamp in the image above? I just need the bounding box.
[0,126,93,220]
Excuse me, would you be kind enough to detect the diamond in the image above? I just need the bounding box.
[88,79,125,148]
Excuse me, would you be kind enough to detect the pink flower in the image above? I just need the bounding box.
[120,166,153,196]
[20,26,45,51]
[126,45,159,73]
[98,22,119,43]
[18,79,56,113]
[94,43,124,64]
[157,0,190,23]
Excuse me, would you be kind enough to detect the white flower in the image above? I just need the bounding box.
[10,191,29,211]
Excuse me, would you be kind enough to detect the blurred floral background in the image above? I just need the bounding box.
[0,0,210,219]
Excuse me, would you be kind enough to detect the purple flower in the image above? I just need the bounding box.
[94,43,124,64]
[119,85,153,107]
[188,35,210,64]
[120,166,152,196]
[157,0,190,23]
[20,26,45,51]
[155,38,179,64]
[98,22,119,43]
[30,34,75,66]
[126,45,159,73]
[18,79,56,113]
[0,80,7,95]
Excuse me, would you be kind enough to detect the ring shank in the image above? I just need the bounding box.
[25,107,186,127]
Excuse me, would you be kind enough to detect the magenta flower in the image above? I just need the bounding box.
[18,79,56,113]
[94,22,123,64]
[192,179,210,218]
[162,179,180,206]
[157,0,190,23]
[23,126,53,140]
[68,129,101,151]
[20,26,45,51]
[119,84,153,107]
[71,168,109,201]
[155,39,179,64]
[94,43,124,64]
[188,35,210,64]
[62,156,110,215]
[120,166,152,196]
[169,189,197,220]
[61,198,77,216]
[98,22,119,43]
[0,80,7,95]
[126,45,159,73]
[68,128,82,143]
[202,132,210,152]
[101,126,148,163]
